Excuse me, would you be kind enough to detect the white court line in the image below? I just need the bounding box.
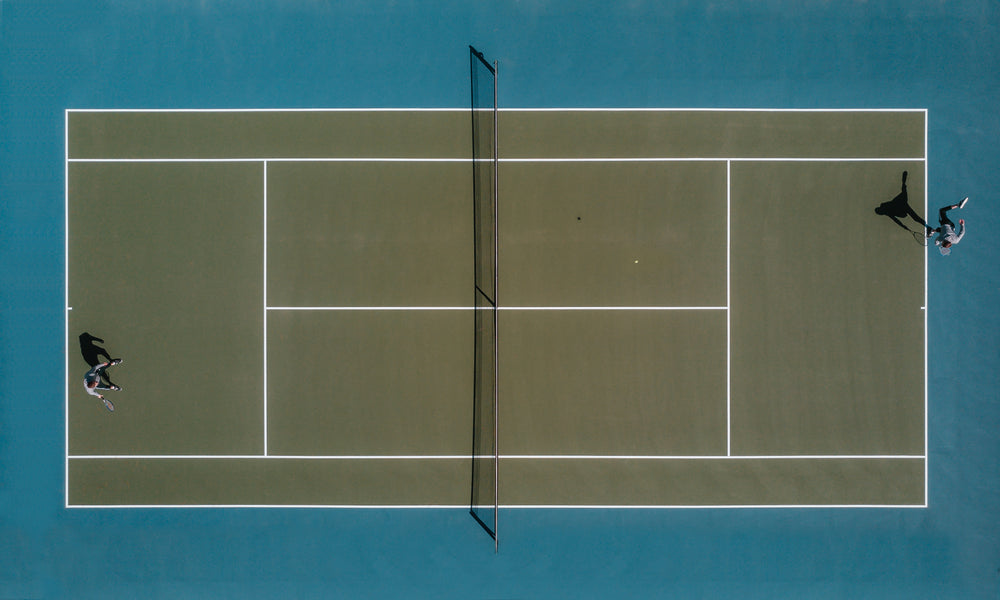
[66,157,927,163]
[726,160,732,457]
[66,157,474,163]
[266,306,472,311]
[500,108,928,113]
[67,454,925,460]
[498,306,727,311]
[924,110,930,506]
[66,503,927,509]
[502,157,925,162]
[66,107,927,113]
[501,454,925,460]
[263,161,269,456]
[68,455,470,460]
[500,503,927,509]
[265,306,728,311]
[66,108,470,113]
[64,109,71,508]
[64,109,930,124]
[67,504,476,509]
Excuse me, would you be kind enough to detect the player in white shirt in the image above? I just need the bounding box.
[930,197,968,255]
[84,359,122,411]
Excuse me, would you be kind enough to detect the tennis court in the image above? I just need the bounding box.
[66,107,927,512]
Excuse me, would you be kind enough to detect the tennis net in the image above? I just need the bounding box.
[469,45,498,550]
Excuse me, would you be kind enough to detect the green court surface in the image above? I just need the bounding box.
[67,109,926,507]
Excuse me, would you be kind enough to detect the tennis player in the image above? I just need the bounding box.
[79,332,120,389]
[930,197,968,255]
[874,171,934,236]
[84,359,122,411]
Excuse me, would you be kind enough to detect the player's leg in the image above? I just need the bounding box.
[939,198,968,221]
[94,361,122,391]
[99,372,120,389]
[938,205,955,226]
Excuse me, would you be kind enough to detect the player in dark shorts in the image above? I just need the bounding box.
[84,359,122,411]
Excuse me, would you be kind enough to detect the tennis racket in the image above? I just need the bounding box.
[910,229,929,246]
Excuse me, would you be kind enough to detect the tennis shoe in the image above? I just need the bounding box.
[110,358,122,366]
[958,197,969,209]
[110,384,122,391]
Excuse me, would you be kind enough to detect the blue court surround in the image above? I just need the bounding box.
[2,1,998,598]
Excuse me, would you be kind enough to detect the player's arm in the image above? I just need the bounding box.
[84,382,104,400]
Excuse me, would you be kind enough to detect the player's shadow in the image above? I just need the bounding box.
[79,332,120,388]
[874,171,930,234]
